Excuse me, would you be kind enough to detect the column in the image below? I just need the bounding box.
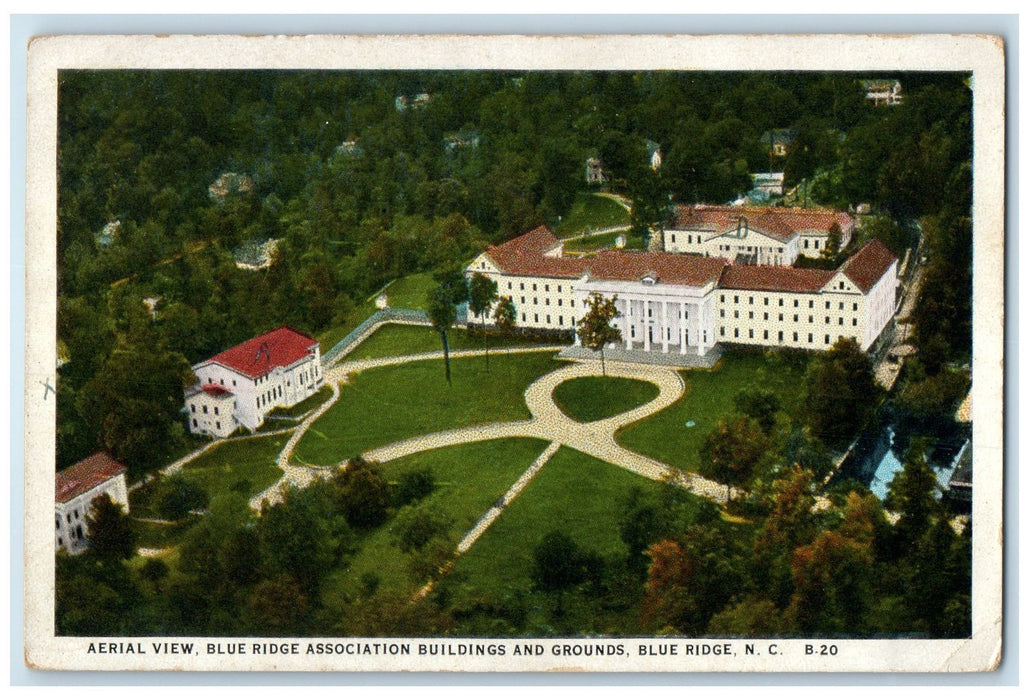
[661,300,669,353]
[697,300,708,356]
[679,301,687,354]
[624,297,633,350]
[643,299,651,351]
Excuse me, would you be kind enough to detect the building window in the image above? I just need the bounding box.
[720,294,725,302]
[825,334,831,344]
[793,314,799,322]
[794,300,799,308]
[558,299,563,306]
[763,312,768,321]
[720,327,726,337]
[545,284,550,292]
[533,297,538,305]
[749,296,754,305]
[749,329,754,339]
[532,284,537,291]
[508,282,512,290]
[216,421,221,430]
[793,332,798,341]
[214,407,219,415]
[521,313,526,322]
[853,318,858,326]
[853,303,859,311]
[521,296,525,304]
[809,333,814,343]
[839,318,845,325]
[534,314,539,323]
[735,311,740,319]
[203,405,208,414]
[558,286,563,293]
[520,283,524,290]
[672,234,677,243]
[192,419,197,427]
[825,316,830,324]
[720,310,725,318]
[748,311,754,319]
[778,331,784,342]
[734,328,739,338]
[232,380,236,387]
[778,313,783,321]
[547,315,551,323]
[763,330,769,340]
[190,404,196,413]
[734,295,739,304]
[764,297,769,306]
[559,316,563,325]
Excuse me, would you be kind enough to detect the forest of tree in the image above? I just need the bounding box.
[54,70,976,638]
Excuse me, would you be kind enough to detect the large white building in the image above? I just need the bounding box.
[663,205,855,266]
[467,220,897,357]
[55,452,129,554]
[184,327,324,438]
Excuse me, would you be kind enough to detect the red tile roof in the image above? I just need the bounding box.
[483,226,587,279]
[669,205,854,243]
[840,239,898,292]
[719,265,835,293]
[204,326,318,378]
[56,453,127,504]
[484,228,728,286]
[588,250,729,287]
[201,384,233,398]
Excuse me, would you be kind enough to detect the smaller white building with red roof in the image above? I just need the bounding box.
[184,326,323,437]
[55,452,129,554]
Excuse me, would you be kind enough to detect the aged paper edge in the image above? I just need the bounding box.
[23,33,1006,673]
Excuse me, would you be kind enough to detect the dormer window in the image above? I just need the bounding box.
[641,275,657,285]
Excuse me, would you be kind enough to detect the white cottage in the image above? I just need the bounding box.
[55,453,129,554]
[185,327,324,437]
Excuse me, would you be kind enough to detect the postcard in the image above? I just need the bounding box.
[24,33,1004,672]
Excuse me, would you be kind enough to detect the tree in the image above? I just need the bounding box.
[392,467,435,507]
[822,223,843,261]
[531,530,600,616]
[576,292,622,376]
[391,503,453,553]
[784,529,874,635]
[492,295,517,344]
[733,387,781,435]
[427,269,469,385]
[699,416,772,502]
[885,445,940,555]
[84,493,136,561]
[803,337,878,447]
[467,272,499,370]
[335,456,391,529]
[155,474,210,521]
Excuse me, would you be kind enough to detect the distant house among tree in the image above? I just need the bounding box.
[395,92,432,111]
[94,220,121,247]
[761,129,796,158]
[184,327,323,438]
[747,173,785,201]
[233,238,281,271]
[646,140,663,171]
[585,157,606,185]
[142,296,163,320]
[334,138,363,157]
[55,452,129,554]
[862,79,904,106]
[444,131,481,153]
[208,172,254,202]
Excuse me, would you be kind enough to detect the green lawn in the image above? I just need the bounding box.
[293,352,564,465]
[321,438,551,604]
[552,193,631,237]
[317,297,378,355]
[346,323,557,361]
[381,272,436,310]
[562,230,645,253]
[445,447,713,633]
[552,376,660,422]
[617,351,811,473]
[130,435,287,519]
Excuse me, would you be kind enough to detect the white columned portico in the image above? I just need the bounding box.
[697,299,708,355]
[661,301,669,353]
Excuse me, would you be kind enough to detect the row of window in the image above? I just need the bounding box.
[207,376,238,388]
[720,326,857,345]
[721,294,859,312]
[518,295,575,308]
[507,281,566,294]
[192,417,226,432]
[519,312,575,327]
[257,385,283,409]
[720,309,860,326]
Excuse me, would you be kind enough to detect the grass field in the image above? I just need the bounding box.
[345,323,557,361]
[562,230,646,253]
[293,352,564,465]
[617,351,811,473]
[321,438,551,603]
[130,434,287,520]
[552,376,660,422]
[381,272,435,310]
[552,193,631,237]
[444,447,714,632]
